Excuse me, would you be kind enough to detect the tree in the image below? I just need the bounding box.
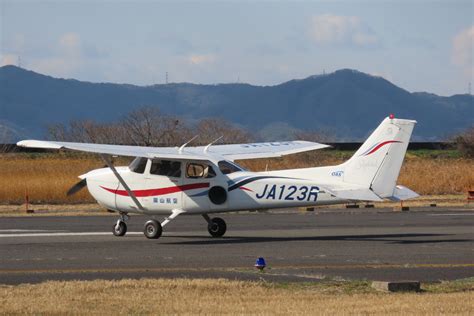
[454,126,474,158]
[0,124,14,153]
[293,129,336,143]
[195,118,253,145]
[121,106,191,146]
[48,120,130,144]
[46,108,253,147]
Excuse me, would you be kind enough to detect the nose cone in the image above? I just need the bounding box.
[83,168,119,210]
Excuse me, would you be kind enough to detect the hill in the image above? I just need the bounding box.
[0,65,472,140]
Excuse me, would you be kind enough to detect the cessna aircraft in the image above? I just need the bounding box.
[17,115,418,239]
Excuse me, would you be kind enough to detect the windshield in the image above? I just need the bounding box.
[129,157,148,174]
[218,160,246,175]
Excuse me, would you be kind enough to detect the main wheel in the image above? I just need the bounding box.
[112,221,127,237]
[144,220,163,239]
[207,217,226,237]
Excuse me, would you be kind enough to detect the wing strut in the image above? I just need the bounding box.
[100,154,146,212]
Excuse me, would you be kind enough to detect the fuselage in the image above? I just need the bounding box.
[84,157,347,215]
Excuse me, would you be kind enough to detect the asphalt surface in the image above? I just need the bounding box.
[0,208,473,285]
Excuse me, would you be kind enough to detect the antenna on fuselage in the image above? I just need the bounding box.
[178,135,199,153]
[203,136,223,153]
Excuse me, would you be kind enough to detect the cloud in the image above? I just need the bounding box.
[31,58,80,77]
[187,54,216,65]
[58,33,82,56]
[452,26,473,72]
[0,54,19,66]
[27,33,84,77]
[309,14,379,47]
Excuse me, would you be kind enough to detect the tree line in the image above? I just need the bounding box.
[47,106,254,147]
[1,105,473,157]
[45,106,334,147]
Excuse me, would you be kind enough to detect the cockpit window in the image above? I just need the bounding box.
[218,160,245,175]
[129,157,147,174]
[150,160,182,178]
[186,163,216,179]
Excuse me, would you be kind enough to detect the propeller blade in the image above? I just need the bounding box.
[66,178,87,196]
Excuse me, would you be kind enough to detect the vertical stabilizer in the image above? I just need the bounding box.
[341,116,416,198]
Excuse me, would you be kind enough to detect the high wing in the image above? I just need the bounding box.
[16,140,330,161]
[206,141,330,160]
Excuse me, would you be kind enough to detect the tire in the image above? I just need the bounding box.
[208,186,227,205]
[112,221,127,237]
[207,217,227,237]
[144,220,163,239]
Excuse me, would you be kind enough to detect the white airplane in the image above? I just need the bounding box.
[17,115,419,239]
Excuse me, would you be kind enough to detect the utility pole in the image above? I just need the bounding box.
[17,56,21,68]
[469,82,472,95]
[165,72,168,84]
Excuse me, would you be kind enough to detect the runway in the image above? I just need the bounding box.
[1,208,473,284]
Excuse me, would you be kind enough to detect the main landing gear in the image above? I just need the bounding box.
[202,214,227,238]
[144,220,162,239]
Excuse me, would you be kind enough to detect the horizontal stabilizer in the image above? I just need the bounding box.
[387,185,419,201]
[322,185,383,202]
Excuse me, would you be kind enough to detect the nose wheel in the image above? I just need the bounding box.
[112,213,129,237]
[203,214,227,237]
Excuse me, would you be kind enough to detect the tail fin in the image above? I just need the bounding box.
[341,116,417,199]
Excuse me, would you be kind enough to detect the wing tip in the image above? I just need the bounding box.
[16,140,62,149]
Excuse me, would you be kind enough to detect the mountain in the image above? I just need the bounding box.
[0,65,472,141]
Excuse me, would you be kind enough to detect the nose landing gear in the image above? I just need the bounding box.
[112,213,129,237]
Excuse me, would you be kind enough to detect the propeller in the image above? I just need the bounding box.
[66,164,108,196]
[66,178,87,196]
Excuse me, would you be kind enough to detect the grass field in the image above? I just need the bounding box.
[0,151,473,204]
[1,278,473,314]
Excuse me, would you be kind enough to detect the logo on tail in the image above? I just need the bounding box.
[359,140,402,156]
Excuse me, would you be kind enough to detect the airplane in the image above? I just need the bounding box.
[17,115,419,240]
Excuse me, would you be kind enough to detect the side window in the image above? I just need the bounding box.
[218,160,243,175]
[187,163,204,178]
[206,165,216,178]
[186,163,216,178]
[150,160,181,178]
[129,157,147,174]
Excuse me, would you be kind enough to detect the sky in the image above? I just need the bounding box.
[0,0,472,96]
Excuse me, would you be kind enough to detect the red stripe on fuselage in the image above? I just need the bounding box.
[239,186,254,192]
[101,183,210,197]
[366,140,401,155]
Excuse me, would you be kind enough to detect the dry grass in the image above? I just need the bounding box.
[0,152,473,204]
[0,154,130,204]
[397,158,474,195]
[0,278,472,315]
